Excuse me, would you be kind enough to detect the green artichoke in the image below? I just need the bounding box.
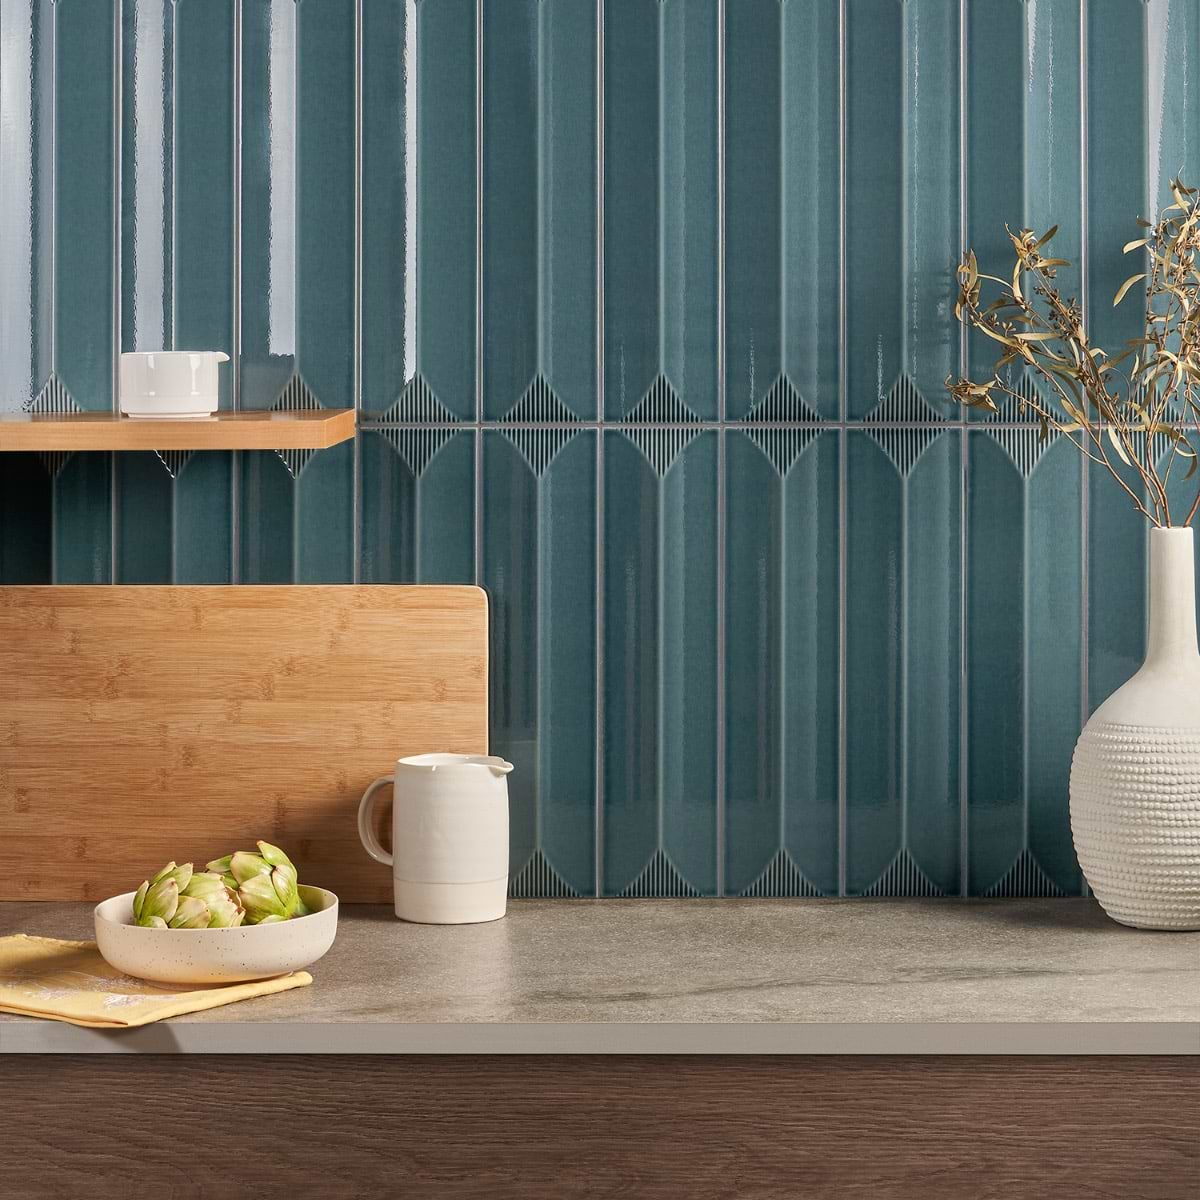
[132,862,245,929]
[206,840,309,925]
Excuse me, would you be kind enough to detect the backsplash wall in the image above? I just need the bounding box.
[2,0,1198,897]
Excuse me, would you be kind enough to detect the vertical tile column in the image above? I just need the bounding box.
[601,1,720,895]
[1148,6,1200,543]
[843,0,961,895]
[116,0,235,583]
[723,0,840,896]
[30,0,118,582]
[240,0,355,582]
[358,0,476,581]
[0,0,53,578]
[961,0,1084,896]
[481,1,598,895]
[1086,1,1148,709]
[1088,1,1200,716]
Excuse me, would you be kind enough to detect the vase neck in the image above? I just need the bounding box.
[1146,528,1200,666]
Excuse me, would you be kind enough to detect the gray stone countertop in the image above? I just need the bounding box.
[1,898,1197,1054]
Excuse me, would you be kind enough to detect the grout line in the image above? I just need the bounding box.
[352,0,363,583]
[594,0,605,897]
[716,0,726,424]
[231,0,243,583]
[836,0,848,896]
[50,0,58,376]
[595,427,604,897]
[47,0,60,579]
[1078,0,1090,895]
[474,431,483,590]
[958,0,969,897]
[716,427,726,897]
[655,1,665,366]
[714,0,726,896]
[170,0,178,352]
[474,0,484,588]
[1078,0,1090,720]
[111,0,123,585]
[289,0,299,582]
[959,429,970,896]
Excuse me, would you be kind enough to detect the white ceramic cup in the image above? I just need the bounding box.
[119,350,229,418]
[358,753,513,924]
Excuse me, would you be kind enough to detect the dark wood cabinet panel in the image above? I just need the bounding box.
[4,1055,1196,1199]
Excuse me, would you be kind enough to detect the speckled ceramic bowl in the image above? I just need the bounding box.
[94,885,338,985]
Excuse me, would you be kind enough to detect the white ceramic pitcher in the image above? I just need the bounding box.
[357,753,513,924]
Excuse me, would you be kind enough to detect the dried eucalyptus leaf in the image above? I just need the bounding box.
[1113,273,1147,306]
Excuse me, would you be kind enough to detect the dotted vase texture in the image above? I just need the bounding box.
[1070,723,1200,930]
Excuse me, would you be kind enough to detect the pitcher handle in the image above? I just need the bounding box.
[357,776,395,866]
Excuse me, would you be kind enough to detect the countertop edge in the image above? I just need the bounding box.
[2,1021,1197,1056]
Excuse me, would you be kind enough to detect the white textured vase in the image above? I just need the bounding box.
[1070,527,1200,930]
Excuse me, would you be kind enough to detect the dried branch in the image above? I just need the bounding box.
[947,179,1200,528]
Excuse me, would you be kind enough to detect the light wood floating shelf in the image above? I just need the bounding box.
[0,408,356,452]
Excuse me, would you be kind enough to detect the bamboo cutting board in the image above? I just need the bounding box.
[0,586,489,902]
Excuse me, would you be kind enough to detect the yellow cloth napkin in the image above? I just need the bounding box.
[0,934,311,1028]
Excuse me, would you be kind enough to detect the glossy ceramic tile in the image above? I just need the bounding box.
[121,0,175,356]
[1148,0,1200,209]
[967,0,1082,402]
[485,430,596,898]
[846,0,959,420]
[1086,2,1143,712]
[604,0,718,420]
[361,0,476,418]
[1086,1,1200,711]
[604,429,718,897]
[173,1,236,371]
[52,454,113,584]
[1,1,1197,896]
[968,432,1083,896]
[115,453,234,584]
[240,442,355,584]
[846,429,961,896]
[239,0,355,582]
[724,430,839,897]
[54,0,118,414]
[360,429,475,584]
[121,1,235,376]
[725,0,839,421]
[114,1,236,584]
[7,1,120,578]
[483,0,596,420]
[0,0,53,413]
[241,0,354,413]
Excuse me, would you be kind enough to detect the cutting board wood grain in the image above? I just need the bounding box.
[0,586,489,902]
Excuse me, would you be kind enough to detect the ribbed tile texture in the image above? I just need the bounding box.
[1,2,1198,894]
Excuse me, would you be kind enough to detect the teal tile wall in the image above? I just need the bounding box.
[1,1,1198,895]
